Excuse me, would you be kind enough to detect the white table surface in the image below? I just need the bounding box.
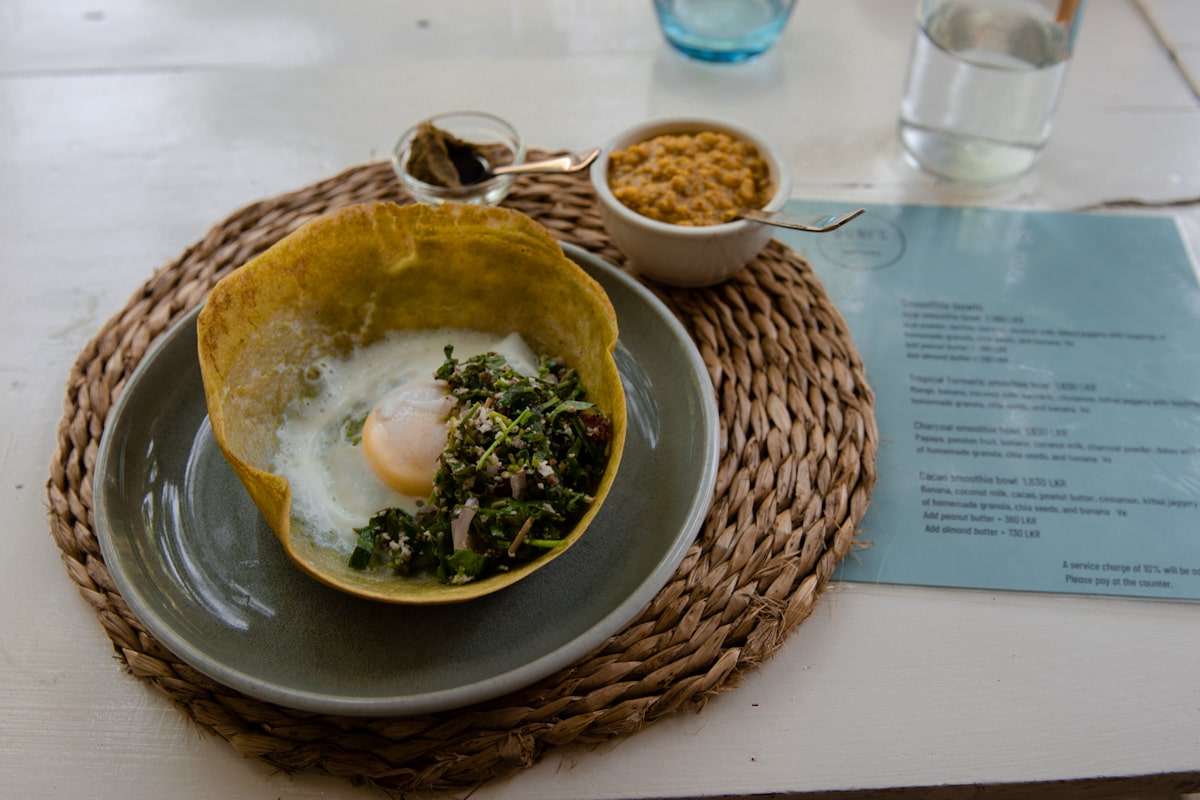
[2,2,1199,798]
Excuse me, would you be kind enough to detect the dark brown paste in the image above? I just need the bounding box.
[406,122,489,187]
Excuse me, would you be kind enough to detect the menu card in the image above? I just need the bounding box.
[780,201,1200,600]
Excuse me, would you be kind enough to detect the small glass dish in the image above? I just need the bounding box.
[393,111,525,206]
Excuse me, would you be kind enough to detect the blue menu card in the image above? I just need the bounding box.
[779,201,1200,600]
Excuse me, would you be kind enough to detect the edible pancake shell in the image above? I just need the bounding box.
[196,201,626,604]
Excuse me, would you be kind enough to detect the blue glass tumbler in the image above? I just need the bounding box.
[653,0,797,63]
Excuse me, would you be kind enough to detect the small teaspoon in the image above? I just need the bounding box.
[739,207,865,233]
[459,148,602,183]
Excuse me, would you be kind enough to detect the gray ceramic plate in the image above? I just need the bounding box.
[94,243,718,716]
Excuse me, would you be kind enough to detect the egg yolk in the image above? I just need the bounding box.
[361,380,454,496]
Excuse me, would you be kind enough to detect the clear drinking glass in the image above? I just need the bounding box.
[653,0,797,63]
[897,0,1084,182]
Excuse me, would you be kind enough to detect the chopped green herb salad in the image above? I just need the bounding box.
[348,347,612,584]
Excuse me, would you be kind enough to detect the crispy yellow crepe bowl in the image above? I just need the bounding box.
[196,202,626,604]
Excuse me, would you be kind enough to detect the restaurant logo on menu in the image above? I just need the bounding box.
[817,213,906,271]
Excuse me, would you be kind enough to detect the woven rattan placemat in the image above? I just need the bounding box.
[47,155,877,792]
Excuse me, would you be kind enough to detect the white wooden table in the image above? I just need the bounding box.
[2,2,1198,797]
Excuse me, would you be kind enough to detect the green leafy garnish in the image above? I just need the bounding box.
[440,549,489,584]
[343,412,367,445]
[347,347,611,584]
[348,526,376,570]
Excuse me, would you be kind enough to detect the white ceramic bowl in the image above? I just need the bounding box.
[590,118,792,288]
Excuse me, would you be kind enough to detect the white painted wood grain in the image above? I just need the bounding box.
[1142,0,1200,103]
[2,1,1198,798]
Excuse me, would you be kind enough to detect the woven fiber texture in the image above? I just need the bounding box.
[47,157,878,792]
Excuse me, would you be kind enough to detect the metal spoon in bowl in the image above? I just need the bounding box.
[738,207,865,233]
[456,148,602,184]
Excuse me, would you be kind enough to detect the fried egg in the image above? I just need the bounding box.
[272,329,537,553]
[361,380,453,497]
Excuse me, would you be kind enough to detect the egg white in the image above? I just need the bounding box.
[271,329,538,553]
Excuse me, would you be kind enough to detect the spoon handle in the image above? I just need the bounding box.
[491,148,601,177]
[741,207,865,233]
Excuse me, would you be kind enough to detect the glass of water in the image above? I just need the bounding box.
[898,0,1084,181]
[653,0,797,63]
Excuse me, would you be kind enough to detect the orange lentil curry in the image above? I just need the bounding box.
[607,131,772,227]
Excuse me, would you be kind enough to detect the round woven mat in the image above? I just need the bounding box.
[47,155,877,792]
